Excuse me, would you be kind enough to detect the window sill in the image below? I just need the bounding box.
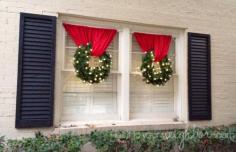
[55,120,186,135]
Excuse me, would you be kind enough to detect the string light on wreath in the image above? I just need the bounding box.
[73,43,112,84]
[140,51,173,86]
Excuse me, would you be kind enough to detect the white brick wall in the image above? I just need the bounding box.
[0,0,236,138]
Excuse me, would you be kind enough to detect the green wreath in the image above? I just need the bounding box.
[73,43,112,84]
[140,51,173,86]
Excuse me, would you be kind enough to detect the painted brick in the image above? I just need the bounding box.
[0,0,235,138]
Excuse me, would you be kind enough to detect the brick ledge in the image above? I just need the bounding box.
[55,120,186,135]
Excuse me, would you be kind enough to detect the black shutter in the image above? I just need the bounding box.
[16,13,56,128]
[188,32,211,121]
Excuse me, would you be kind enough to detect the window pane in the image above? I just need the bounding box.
[61,32,118,122]
[130,37,176,120]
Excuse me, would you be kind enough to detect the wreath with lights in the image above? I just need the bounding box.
[73,43,112,84]
[140,51,173,86]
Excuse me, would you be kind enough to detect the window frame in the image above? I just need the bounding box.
[54,15,187,126]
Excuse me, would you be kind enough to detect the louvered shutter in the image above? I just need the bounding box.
[15,13,56,128]
[188,33,211,121]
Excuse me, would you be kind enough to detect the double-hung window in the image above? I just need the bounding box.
[55,15,185,124]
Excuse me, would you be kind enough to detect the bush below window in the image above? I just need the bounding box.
[1,126,236,152]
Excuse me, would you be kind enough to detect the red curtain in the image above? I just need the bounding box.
[63,23,117,56]
[134,32,172,62]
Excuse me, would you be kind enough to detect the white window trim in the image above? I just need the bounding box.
[118,28,131,121]
[54,15,188,127]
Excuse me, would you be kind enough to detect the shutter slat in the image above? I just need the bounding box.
[24,38,52,43]
[24,46,52,51]
[23,61,52,67]
[24,41,52,47]
[188,33,211,121]
[24,34,52,39]
[21,115,51,120]
[23,54,51,59]
[24,25,53,32]
[24,21,53,28]
[24,29,52,36]
[16,13,56,128]
[22,103,50,107]
[25,17,52,23]
[21,99,51,103]
[23,58,51,63]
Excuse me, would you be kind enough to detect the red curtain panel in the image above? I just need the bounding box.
[63,23,117,57]
[134,32,172,62]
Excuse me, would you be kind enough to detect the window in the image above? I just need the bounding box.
[56,16,186,124]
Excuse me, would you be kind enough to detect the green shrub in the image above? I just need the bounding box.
[7,132,85,152]
[0,135,4,152]
[1,126,236,152]
[90,127,236,152]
